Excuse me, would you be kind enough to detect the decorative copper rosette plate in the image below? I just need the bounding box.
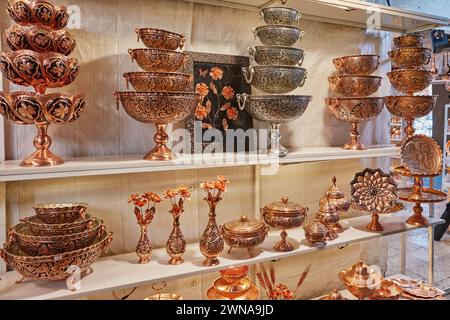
[135,28,186,51]
[401,135,443,176]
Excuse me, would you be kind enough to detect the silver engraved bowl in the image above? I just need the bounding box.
[248,46,304,66]
[252,25,304,46]
[260,6,301,25]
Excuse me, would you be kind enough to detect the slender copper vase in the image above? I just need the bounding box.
[136,224,152,264]
[200,198,224,267]
[166,214,186,265]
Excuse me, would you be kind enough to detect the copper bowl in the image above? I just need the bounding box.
[326,97,384,123]
[219,266,249,284]
[21,215,96,236]
[10,219,103,256]
[6,0,69,30]
[0,50,80,93]
[248,46,304,66]
[0,91,85,125]
[328,76,382,97]
[388,47,432,69]
[252,25,304,46]
[0,231,112,281]
[33,203,87,224]
[387,69,432,94]
[136,28,185,50]
[333,54,380,75]
[385,95,436,119]
[4,25,76,55]
[393,34,424,48]
[128,48,188,72]
[213,276,252,299]
[221,216,268,253]
[260,6,301,25]
[339,261,382,299]
[243,66,307,94]
[123,72,192,92]
[303,219,327,247]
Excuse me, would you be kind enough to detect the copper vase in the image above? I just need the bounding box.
[136,224,151,264]
[199,198,224,267]
[166,215,186,265]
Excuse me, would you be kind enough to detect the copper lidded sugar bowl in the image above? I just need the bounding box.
[261,197,308,252]
[339,261,382,300]
[222,215,268,254]
[324,177,350,213]
[303,218,327,247]
[317,198,340,241]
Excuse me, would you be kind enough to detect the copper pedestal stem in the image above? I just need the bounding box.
[20,123,64,167]
[144,123,175,161]
[405,177,429,226]
[344,122,365,151]
[274,230,294,251]
[404,118,415,140]
[367,213,384,232]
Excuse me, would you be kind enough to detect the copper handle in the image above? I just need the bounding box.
[135,28,140,43]
[107,232,113,244]
[247,46,256,59]
[7,228,14,243]
[298,53,305,66]
[0,248,5,260]
[114,92,120,111]
[259,10,264,21]
[300,30,305,37]
[299,72,307,87]
[242,66,254,84]
[281,196,289,203]
[236,93,247,111]
[128,49,134,62]
[99,224,106,238]
[179,36,186,50]
[251,27,257,40]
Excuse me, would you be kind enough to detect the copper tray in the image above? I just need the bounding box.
[401,135,442,176]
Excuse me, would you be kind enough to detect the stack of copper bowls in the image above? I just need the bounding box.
[207,266,259,300]
[237,4,312,157]
[116,28,199,161]
[1,203,112,283]
[325,54,384,150]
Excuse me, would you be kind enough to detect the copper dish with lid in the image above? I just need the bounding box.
[303,218,327,247]
[339,261,382,299]
[261,197,308,252]
[222,216,268,254]
[317,198,340,240]
[324,176,350,212]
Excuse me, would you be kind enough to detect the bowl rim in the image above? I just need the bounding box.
[252,65,307,72]
[123,71,191,78]
[388,47,431,53]
[115,91,199,97]
[242,94,312,101]
[394,33,424,39]
[128,48,187,55]
[255,24,302,31]
[328,75,382,80]
[23,214,93,227]
[260,6,299,12]
[387,69,432,75]
[0,91,85,101]
[333,54,380,60]
[251,45,304,52]
[136,27,185,38]
[385,94,438,100]
[5,24,73,36]
[325,97,385,101]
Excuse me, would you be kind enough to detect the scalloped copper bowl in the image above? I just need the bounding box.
[0,50,79,93]
[326,97,384,123]
[4,25,76,55]
[333,55,380,75]
[123,72,192,92]
[393,34,424,48]
[33,203,88,224]
[128,48,188,72]
[6,0,69,30]
[136,28,185,50]
[388,47,431,69]
[22,214,95,236]
[328,76,382,97]
[115,92,200,123]
[0,91,85,125]
[387,69,432,94]
[385,95,436,119]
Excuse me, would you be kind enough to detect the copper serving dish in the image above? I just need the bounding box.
[0,231,112,282]
[128,48,188,72]
[388,47,432,69]
[10,218,103,256]
[222,216,268,254]
[339,261,382,300]
[393,34,424,48]
[0,50,80,93]
[333,54,380,75]
[387,69,432,94]
[6,0,69,30]
[252,25,304,47]
[33,203,87,224]
[243,66,307,94]
[328,76,382,97]
[21,214,96,236]
[248,46,304,66]
[123,71,192,92]
[4,25,76,55]
[261,197,308,252]
[303,218,327,247]
[259,6,301,25]
[219,266,249,284]
[136,28,186,50]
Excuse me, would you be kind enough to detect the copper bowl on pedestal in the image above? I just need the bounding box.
[123,72,192,92]
[252,25,304,46]
[21,214,95,236]
[219,266,249,284]
[128,48,188,72]
[248,46,304,66]
[328,76,382,97]
[115,91,200,161]
[0,50,79,93]
[33,203,88,224]
[387,69,432,94]
[135,28,185,50]
[6,0,69,30]
[393,34,424,48]
[339,261,382,300]
[260,7,301,25]
[242,66,307,94]
[4,25,76,56]
[221,216,268,255]
[388,47,432,69]
[332,54,380,75]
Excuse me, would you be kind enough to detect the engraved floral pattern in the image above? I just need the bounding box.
[254,25,302,46]
[385,96,435,119]
[260,7,300,25]
[249,46,304,66]
[136,28,185,50]
[326,97,384,123]
[388,47,431,69]
[124,72,191,92]
[7,0,69,30]
[129,48,187,72]
[328,76,382,97]
[244,66,307,94]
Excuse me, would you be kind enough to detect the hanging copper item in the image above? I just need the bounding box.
[222,215,268,255]
[332,54,380,76]
[339,261,383,300]
[135,28,186,51]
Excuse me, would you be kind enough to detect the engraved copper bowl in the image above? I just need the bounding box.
[339,261,382,300]
[303,219,328,247]
[385,95,436,119]
[21,215,96,236]
[252,25,304,46]
[260,6,301,25]
[0,231,113,281]
[10,218,103,256]
[221,216,268,254]
[128,48,188,72]
[136,28,185,50]
[248,46,304,66]
[333,54,380,75]
[219,266,249,284]
[387,69,432,94]
[4,25,76,55]
[393,34,424,48]
[123,72,192,92]
[33,203,88,224]
[0,50,80,93]
[213,276,253,299]
[388,48,432,69]
[243,66,307,94]
[6,0,69,30]
[328,76,382,97]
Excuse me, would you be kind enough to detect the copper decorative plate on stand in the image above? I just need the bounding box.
[401,135,442,176]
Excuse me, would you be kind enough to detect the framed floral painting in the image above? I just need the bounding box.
[183,52,253,153]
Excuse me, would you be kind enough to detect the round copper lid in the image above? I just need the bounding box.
[304,218,328,235]
[223,215,266,236]
[340,261,381,287]
[263,197,307,216]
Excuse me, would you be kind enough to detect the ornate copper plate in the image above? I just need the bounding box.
[401,135,442,176]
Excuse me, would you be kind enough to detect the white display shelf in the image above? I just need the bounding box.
[0,145,399,182]
[0,215,443,300]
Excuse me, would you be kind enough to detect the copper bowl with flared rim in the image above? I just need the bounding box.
[325,97,385,123]
[248,46,305,66]
[123,71,192,92]
[6,0,69,30]
[388,47,432,69]
[260,6,301,25]
[213,276,253,299]
[385,95,436,119]
[328,75,382,97]
[253,25,304,46]
[242,66,307,94]
[33,202,87,224]
[393,34,424,48]
[222,216,268,252]
[0,50,80,93]
[339,261,382,299]
[21,214,96,236]
[0,231,113,281]
[144,293,183,300]
[387,69,432,94]
[128,48,188,72]
[0,91,85,125]
[135,27,186,50]
[219,266,249,284]
[332,54,380,75]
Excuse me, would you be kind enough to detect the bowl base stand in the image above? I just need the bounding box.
[143,123,176,161]
[366,213,384,232]
[343,122,365,151]
[274,230,294,251]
